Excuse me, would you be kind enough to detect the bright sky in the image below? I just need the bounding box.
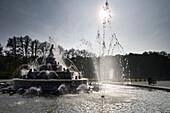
[0,0,170,54]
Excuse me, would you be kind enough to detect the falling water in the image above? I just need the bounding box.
[75,0,128,108]
[75,0,129,85]
[94,1,131,110]
[12,64,33,78]
[49,37,67,68]
[77,39,93,53]
[96,0,129,83]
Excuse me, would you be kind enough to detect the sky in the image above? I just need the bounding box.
[0,0,170,54]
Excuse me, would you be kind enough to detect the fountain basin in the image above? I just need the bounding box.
[13,78,88,92]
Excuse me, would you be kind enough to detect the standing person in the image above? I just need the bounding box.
[148,76,153,85]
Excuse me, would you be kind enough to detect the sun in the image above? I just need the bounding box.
[99,8,111,22]
[99,8,107,21]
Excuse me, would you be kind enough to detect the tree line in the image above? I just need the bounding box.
[0,35,170,80]
[0,35,96,79]
[125,52,170,80]
[0,36,51,78]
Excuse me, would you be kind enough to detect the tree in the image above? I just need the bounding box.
[0,44,3,56]
[160,51,168,56]
[30,40,35,57]
[6,36,19,69]
[18,36,24,58]
[6,36,17,56]
[23,35,31,58]
[34,39,40,57]
[38,41,50,56]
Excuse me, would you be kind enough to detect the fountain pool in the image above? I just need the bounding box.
[0,84,170,113]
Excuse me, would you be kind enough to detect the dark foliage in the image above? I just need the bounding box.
[124,52,170,80]
[0,36,170,80]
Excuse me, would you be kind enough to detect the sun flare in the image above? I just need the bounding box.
[99,8,112,22]
[99,9,107,21]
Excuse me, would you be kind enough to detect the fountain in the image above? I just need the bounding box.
[0,1,170,113]
[96,0,130,82]
[75,0,129,92]
[91,1,131,106]
[11,44,89,94]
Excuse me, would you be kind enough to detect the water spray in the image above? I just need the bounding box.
[97,0,130,111]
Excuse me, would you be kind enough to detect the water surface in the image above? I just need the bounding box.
[0,84,170,113]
